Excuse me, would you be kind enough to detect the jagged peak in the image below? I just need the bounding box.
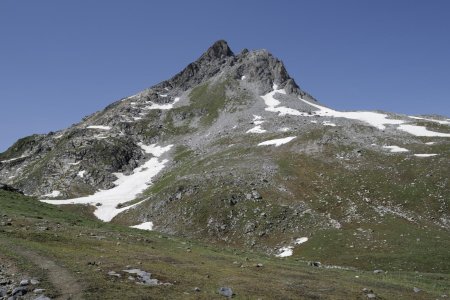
[199,40,234,61]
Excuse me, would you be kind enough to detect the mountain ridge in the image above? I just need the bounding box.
[0,41,449,271]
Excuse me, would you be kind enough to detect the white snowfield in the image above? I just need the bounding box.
[276,246,294,257]
[260,84,450,138]
[247,126,266,133]
[262,85,309,116]
[299,98,404,130]
[276,237,309,257]
[43,190,61,198]
[130,221,154,231]
[383,145,409,153]
[144,97,180,110]
[42,143,173,222]
[397,124,450,137]
[246,115,267,133]
[87,125,111,130]
[408,116,450,125]
[414,154,438,157]
[258,136,296,147]
[322,121,337,127]
[0,155,28,163]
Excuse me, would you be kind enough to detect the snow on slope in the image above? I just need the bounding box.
[144,97,180,110]
[87,125,111,130]
[397,124,450,137]
[258,136,296,147]
[414,154,438,157]
[247,115,267,133]
[130,221,154,231]
[262,85,309,116]
[408,116,450,125]
[0,155,29,163]
[383,145,409,153]
[276,237,309,257]
[299,98,404,130]
[258,85,450,137]
[42,143,173,222]
[43,190,61,198]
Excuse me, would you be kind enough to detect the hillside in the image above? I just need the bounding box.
[0,41,449,298]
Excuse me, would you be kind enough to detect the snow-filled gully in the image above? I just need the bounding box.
[42,143,173,222]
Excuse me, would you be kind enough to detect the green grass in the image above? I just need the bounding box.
[1,189,449,299]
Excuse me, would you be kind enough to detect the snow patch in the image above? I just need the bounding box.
[323,121,337,127]
[43,191,61,198]
[130,221,154,231]
[408,116,450,125]
[383,145,409,153]
[87,125,111,130]
[246,126,266,134]
[0,155,28,163]
[276,246,293,257]
[279,127,290,132]
[276,237,309,257]
[138,143,173,157]
[144,97,180,110]
[397,124,450,137]
[414,154,438,157]
[42,144,173,222]
[241,75,246,80]
[295,237,309,245]
[247,115,267,133]
[77,170,86,178]
[300,98,404,130]
[258,136,296,147]
[425,142,435,145]
[262,84,307,116]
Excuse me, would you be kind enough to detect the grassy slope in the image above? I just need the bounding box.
[1,190,448,299]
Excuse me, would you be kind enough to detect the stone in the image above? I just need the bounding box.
[12,286,28,296]
[373,269,384,274]
[367,293,376,299]
[194,287,201,292]
[309,261,321,267]
[107,271,121,278]
[33,288,46,294]
[219,287,233,298]
[413,287,421,293]
[33,295,51,300]
[30,279,40,285]
[20,279,29,286]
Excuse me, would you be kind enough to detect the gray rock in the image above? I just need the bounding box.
[20,279,29,286]
[0,287,7,297]
[33,295,51,300]
[107,271,121,278]
[33,288,46,294]
[12,286,28,296]
[373,269,384,274]
[218,287,233,298]
[413,287,421,293]
[367,293,376,299]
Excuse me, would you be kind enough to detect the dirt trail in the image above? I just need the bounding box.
[0,240,84,300]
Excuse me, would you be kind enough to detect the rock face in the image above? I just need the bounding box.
[1,40,449,257]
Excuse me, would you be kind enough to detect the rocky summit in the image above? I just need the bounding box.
[0,40,449,275]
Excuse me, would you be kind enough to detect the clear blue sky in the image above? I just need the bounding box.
[1,1,450,151]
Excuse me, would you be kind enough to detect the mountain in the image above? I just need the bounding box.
[0,40,449,273]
